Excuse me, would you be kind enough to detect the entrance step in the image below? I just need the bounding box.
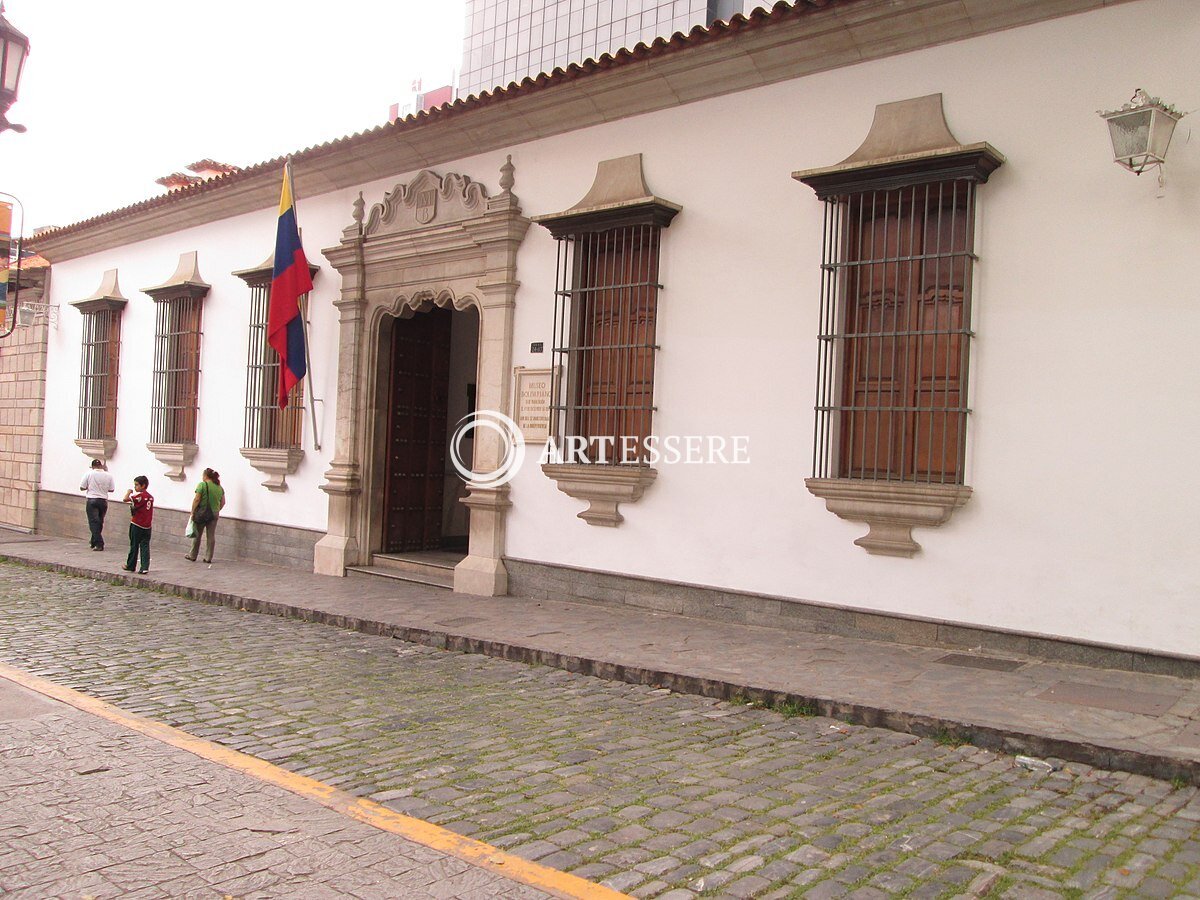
[346,565,454,590]
[372,552,463,575]
[345,552,464,591]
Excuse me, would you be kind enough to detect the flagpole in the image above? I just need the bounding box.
[285,159,322,452]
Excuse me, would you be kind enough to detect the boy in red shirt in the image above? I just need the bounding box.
[122,476,154,575]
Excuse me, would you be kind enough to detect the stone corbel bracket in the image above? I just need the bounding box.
[805,478,972,557]
[74,438,117,464]
[240,447,304,492]
[146,442,198,482]
[543,463,657,527]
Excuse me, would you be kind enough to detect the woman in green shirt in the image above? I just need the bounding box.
[186,468,226,563]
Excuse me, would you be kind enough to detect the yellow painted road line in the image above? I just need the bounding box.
[0,661,629,900]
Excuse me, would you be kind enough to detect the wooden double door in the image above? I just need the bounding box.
[381,308,453,553]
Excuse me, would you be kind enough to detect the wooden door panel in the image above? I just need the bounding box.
[843,386,903,477]
[383,309,452,553]
[916,289,964,380]
[841,216,920,480]
[921,197,972,293]
[574,230,659,452]
[840,190,972,483]
[911,390,962,481]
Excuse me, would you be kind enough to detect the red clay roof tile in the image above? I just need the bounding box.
[35,1,840,243]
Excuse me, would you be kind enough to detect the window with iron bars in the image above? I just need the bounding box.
[243,279,304,450]
[77,309,121,441]
[149,296,203,444]
[549,223,662,463]
[813,179,977,485]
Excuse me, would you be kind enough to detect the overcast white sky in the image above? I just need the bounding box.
[0,0,466,232]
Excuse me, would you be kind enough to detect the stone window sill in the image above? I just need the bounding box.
[542,463,657,527]
[805,477,972,557]
[146,442,198,482]
[74,438,117,464]
[240,447,304,492]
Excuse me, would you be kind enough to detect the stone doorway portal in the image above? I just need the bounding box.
[315,162,528,596]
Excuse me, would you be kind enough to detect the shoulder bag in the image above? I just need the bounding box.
[192,484,214,527]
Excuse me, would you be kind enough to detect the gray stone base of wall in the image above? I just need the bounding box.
[505,558,1200,679]
[36,490,320,570]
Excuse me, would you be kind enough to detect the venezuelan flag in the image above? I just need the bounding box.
[267,164,313,409]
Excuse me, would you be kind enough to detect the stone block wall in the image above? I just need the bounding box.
[504,558,1200,678]
[0,304,49,532]
[36,489,321,569]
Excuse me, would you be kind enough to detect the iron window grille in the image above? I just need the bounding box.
[549,223,662,463]
[814,180,977,485]
[149,295,203,444]
[243,279,305,450]
[76,308,121,441]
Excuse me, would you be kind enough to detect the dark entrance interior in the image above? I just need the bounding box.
[382,308,452,552]
[379,305,478,556]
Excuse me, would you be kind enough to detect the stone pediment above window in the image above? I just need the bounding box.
[69,268,127,316]
[232,250,320,287]
[792,93,1005,198]
[142,251,210,302]
[532,152,681,236]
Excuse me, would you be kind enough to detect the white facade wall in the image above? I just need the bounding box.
[40,0,1200,654]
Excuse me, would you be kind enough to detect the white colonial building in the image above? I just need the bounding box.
[26,0,1200,664]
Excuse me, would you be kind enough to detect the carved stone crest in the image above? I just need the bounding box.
[415,186,437,224]
[364,169,489,237]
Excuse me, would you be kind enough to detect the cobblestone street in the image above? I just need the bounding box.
[0,677,554,899]
[3,562,1200,898]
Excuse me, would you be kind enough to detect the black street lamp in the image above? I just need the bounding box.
[0,3,29,134]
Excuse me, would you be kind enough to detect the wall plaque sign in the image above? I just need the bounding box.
[514,366,554,443]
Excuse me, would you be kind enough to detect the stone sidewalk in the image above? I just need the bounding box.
[3,531,1199,782]
[0,674,557,899]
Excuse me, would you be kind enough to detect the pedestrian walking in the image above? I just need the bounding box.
[79,459,116,551]
[186,468,225,564]
[122,476,154,575]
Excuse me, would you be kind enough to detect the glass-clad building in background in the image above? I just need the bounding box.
[460,0,759,99]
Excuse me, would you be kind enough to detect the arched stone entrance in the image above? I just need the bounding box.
[314,162,529,596]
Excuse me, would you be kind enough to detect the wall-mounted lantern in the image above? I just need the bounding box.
[1099,89,1184,175]
[0,2,30,134]
[16,299,56,328]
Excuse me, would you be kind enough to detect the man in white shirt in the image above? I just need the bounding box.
[79,459,116,551]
